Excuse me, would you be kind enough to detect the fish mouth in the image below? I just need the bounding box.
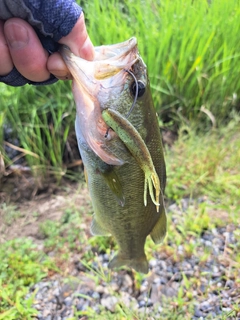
[60,37,138,91]
[59,38,139,166]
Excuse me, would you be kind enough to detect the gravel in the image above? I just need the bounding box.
[25,199,240,319]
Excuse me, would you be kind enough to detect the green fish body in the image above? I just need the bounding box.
[60,38,167,274]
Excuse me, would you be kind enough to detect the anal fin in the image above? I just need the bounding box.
[101,169,125,207]
[90,217,110,236]
[150,207,167,244]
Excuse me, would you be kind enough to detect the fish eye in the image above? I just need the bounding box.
[131,80,146,98]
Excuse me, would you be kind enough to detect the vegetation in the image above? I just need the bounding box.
[0,0,239,319]
[0,121,239,319]
[85,0,240,127]
[0,239,56,319]
[0,0,240,179]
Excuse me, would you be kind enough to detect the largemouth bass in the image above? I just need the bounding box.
[60,38,167,274]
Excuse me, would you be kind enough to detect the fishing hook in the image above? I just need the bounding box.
[104,68,138,138]
[124,69,139,118]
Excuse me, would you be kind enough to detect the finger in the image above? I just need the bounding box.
[58,13,94,61]
[0,20,13,75]
[47,52,72,80]
[4,18,50,82]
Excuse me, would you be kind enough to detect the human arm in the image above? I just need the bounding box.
[0,0,94,86]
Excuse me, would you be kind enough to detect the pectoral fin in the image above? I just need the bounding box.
[91,217,110,236]
[101,169,125,207]
[84,168,88,186]
[102,109,160,211]
[150,206,167,244]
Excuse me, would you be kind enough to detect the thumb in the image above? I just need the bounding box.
[58,13,94,61]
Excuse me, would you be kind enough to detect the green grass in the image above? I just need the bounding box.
[0,0,240,318]
[166,114,240,204]
[0,83,74,180]
[1,0,240,179]
[0,203,22,226]
[84,0,240,126]
[0,239,56,319]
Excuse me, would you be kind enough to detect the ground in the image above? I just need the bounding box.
[0,125,239,319]
[0,178,239,319]
[0,180,90,243]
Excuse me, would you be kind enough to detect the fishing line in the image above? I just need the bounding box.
[104,69,138,138]
[124,69,139,118]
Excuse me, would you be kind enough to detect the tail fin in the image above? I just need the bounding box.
[108,254,149,274]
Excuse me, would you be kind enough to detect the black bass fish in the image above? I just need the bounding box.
[60,38,167,274]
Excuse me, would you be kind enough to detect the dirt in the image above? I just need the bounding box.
[0,180,91,244]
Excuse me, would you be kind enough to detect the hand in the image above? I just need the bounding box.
[0,13,94,82]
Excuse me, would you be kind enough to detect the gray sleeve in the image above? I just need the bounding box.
[0,0,82,41]
[0,0,82,86]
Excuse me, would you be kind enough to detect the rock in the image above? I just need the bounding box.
[158,260,167,271]
[214,305,221,315]
[199,301,212,312]
[101,296,118,312]
[122,274,133,289]
[96,285,109,294]
[225,280,234,289]
[92,292,100,299]
[81,302,90,311]
[199,284,206,294]
[120,292,138,310]
[222,299,231,307]
[222,307,232,313]
[204,240,212,247]
[160,286,177,297]
[140,280,149,293]
[138,300,146,308]
[103,253,110,261]
[42,309,51,318]
[160,277,168,285]
[173,272,182,282]
[149,259,158,268]
[194,307,204,318]
[64,296,72,306]
[150,284,160,303]
[109,281,119,292]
